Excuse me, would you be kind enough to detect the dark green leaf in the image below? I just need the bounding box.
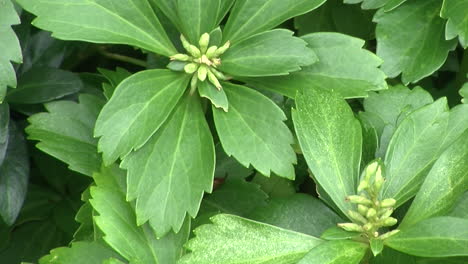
[198,81,228,112]
[16,0,177,56]
[293,87,362,218]
[370,248,417,264]
[213,83,296,179]
[95,70,190,165]
[386,217,468,257]
[26,94,104,176]
[179,214,323,264]
[220,29,317,77]
[223,0,326,43]
[39,241,121,264]
[441,0,468,48]
[0,103,9,165]
[251,173,296,198]
[298,240,367,264]
[121,95,214,236]
[374,0,457,84]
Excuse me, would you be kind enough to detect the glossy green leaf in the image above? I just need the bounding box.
[0,0,22,102]
[220,29,316,77]
[90,166,191,264]
[222,0,326,43]
[293,87,362,218]
[298,240,368,264]
[400,129,468,229]
[374,0,457,84]
[179,214,323,264]
[441,0,468,48]
[26,94,104,177]
[0,103,9,165]
[121,95,214,236]
[6,67,82,104]
[0,121,29,225]
[39,241,121,264]
[383,100,468,206]
[249,194,343,237]
[198,81,228,112]
[95,70,190,165]
[386,217,468,257]
[213,83,296,179]
[245,32,386,99]
[16,0,177,57]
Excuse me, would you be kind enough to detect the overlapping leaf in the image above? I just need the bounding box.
[441,0,468,48]
[345,0,408,11]
[95,70,190,165]
[16,0,176,56]
[198,81,228,112]
[121,95,214,237]
[298,240,368,264]
[213,83,296,179]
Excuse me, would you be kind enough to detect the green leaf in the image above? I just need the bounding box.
[370,238,384,256]
[26,94,104,177]
[386,217,468,257]
[220,29,317,77]
[449,192,468,219]
[441,0,468,48]
[249,194,343,237]
[382,100,468,206]
[16,0,177,57]
[321,227,361,241]
[0,121,29,225]
[460,83,468,104]
[297,240,368,264]
[98,67,132,100]
[214,144,253,179]
[0,103,9,165]
[0,0,22,102]
[222,0,326,43]
[90,165,191,264]
[293,87,362,218]
[244,32,386,99]
[6,67,83,104]
[251,173,296,198]
[95,70,190,165]
[374,0,457,84]
[179,214,323,264]
[369,248,417,264]
[213,83,296,179]
[198,81,228,112]
[400,129,468,229]
[121,95,214,236]
[382,0,408,11]
[39,241,121,264]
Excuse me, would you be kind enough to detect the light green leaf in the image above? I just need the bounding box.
[6,67,82,104]
[213,83,296,179]
[222,0,326,43]
[38,241,121,264]
[298,240,368,264]
[0,121,29,225]
[95,70,190,165]
[441,0,468,48]
[449,192,468,219]
[374,0,457,84]
[121,95,214,236]
[179,214,323,264]
[386,217,468,257]
[244,32,386,99]
[0,0,22,102]
[293,87,362,218]
[249,194,343,237]
[16,0,176,57]
[382,100,468,206]
[26,94,104,177]
[103,258,126,264]
[400,129,468,229]
[321,227,361,241]
[198,81,228,112]
[90,166,191,264]
[220,29,317,77]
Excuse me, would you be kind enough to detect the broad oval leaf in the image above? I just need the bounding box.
[441,0,468,48]
[16,0,177,57]
[219,29,317,77]
[121,95,214,237]
[0,0,22,102]
[222,0,326,43]
[400,129,468,229]
[39,241,122,264]
[179,214,323,264]
[374,0,457,84]
[244,32,386,99]
[386,217,468,257]
[213,83,296,179]
[95,70,190,165]
[293,87,362,219]
[26,94,104,177]
[298,240,368,264]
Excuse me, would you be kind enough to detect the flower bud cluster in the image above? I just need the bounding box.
[337,160,400,241]
[170,33,230,94]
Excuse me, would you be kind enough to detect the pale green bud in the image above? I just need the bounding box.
[366,208,377,219]
[357,179,369,192]
[189,74,198,95]
[206,46,218,58]
[198,65,208,81]
[170,54,191,61]
[199,33,210,53]
[346,195,372,206]
[379,208,393,219]
[214,41,230,57]
[184,63,199,74]
[374,167,385,192]
[210,67,226,80]
[378,230,400,240]
[357,204,369,216]
[338,223,363,233]
[364,161,379,182]
[348,210,368,224]
[187,45,202,58]
[380,198,396,208]
[180,35,191,51]
[207,69,222,90]
[363,222,374,231]
[381,217,398,227]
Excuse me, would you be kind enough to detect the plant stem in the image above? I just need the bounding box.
[98,47,148,68]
